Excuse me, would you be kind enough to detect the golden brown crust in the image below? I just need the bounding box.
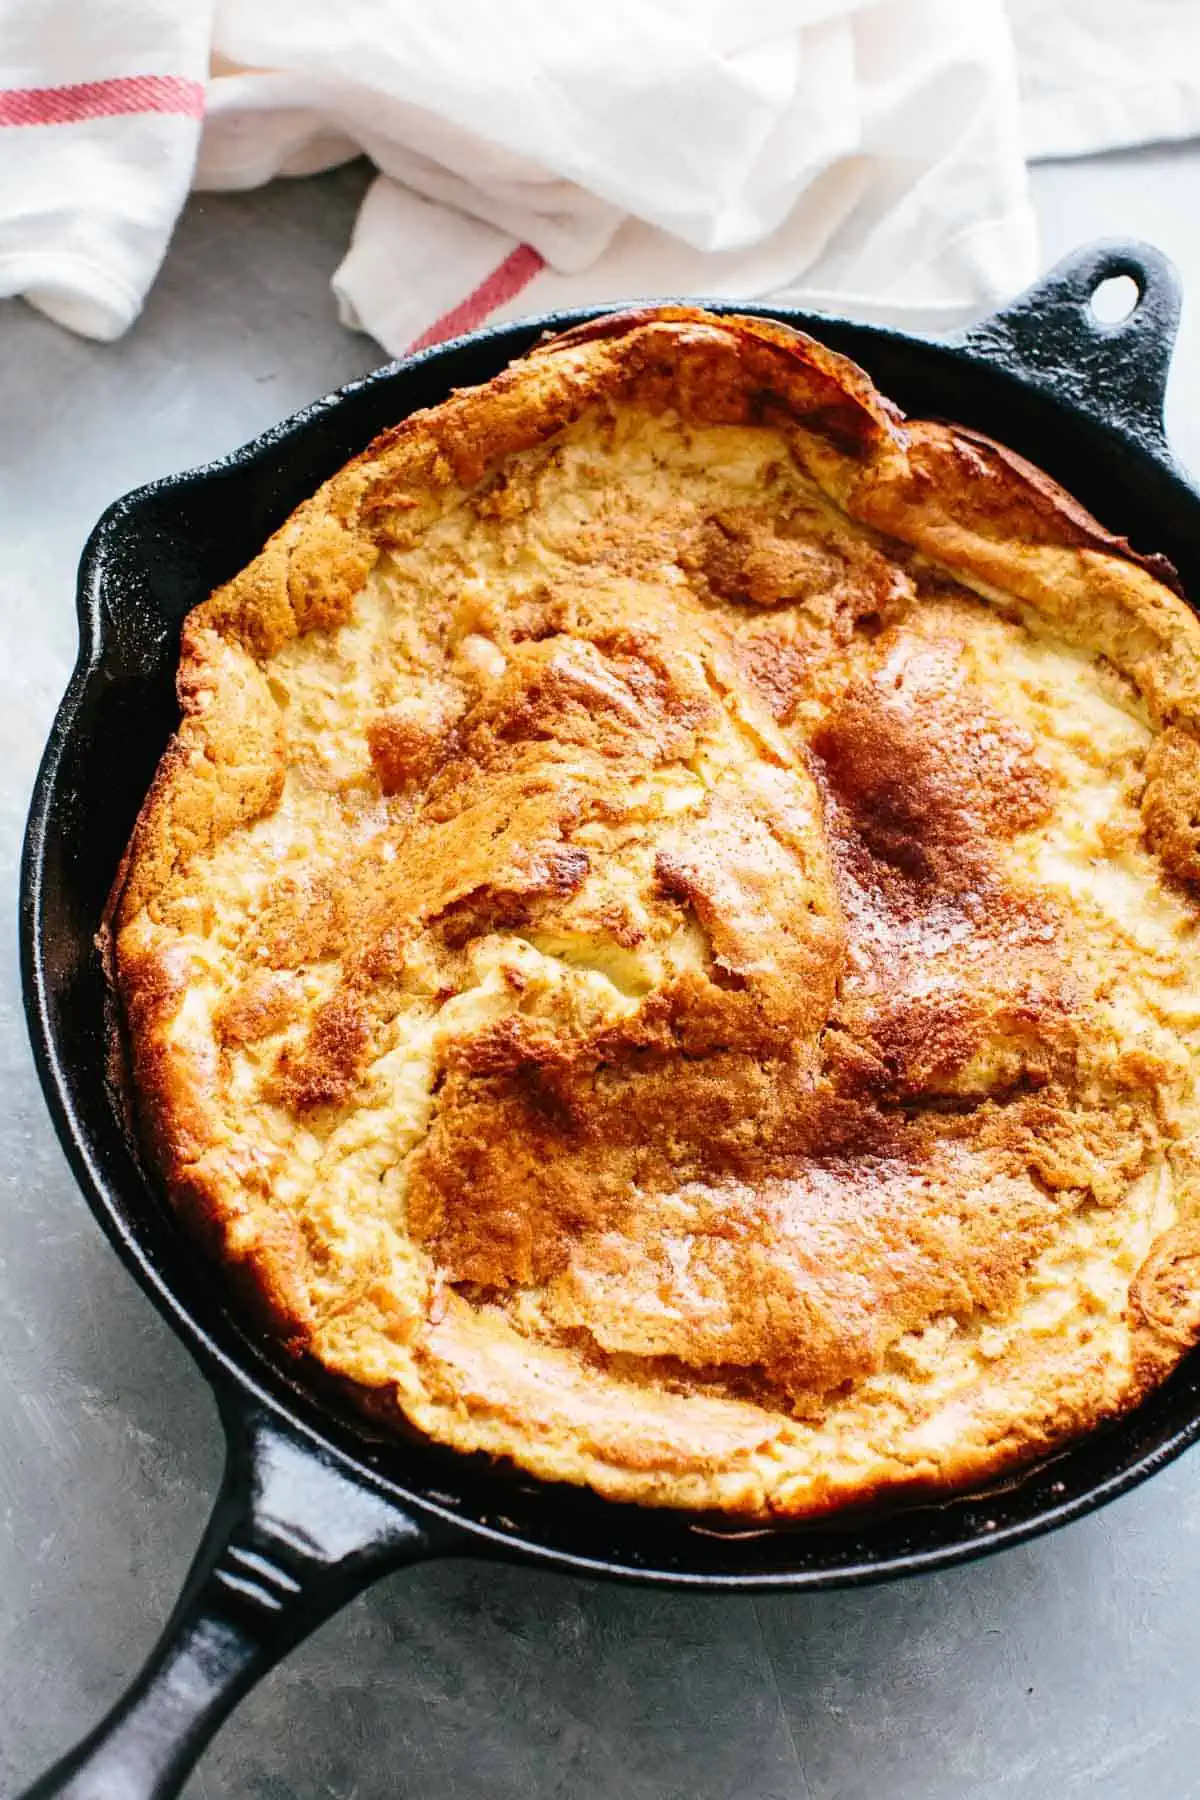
[1141,725,1200,884]
[109,306,1200,1518]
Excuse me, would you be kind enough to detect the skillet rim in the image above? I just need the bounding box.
[23,278,1200,1590]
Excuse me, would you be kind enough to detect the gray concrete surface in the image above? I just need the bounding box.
[3,148,1200,1800]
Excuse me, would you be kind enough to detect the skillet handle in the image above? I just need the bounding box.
[16,1393,450,1800]
[952,238,1183,457]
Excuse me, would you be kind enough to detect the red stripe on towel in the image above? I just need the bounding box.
[0,75,205,128]
[407,243,546,353]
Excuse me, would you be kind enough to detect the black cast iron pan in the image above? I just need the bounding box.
[17,239,1200,1800]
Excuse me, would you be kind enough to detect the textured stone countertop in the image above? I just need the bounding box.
[4,146,1200,1800]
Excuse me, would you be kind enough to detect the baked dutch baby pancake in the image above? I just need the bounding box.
[107,307,1200,1518]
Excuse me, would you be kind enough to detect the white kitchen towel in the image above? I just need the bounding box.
[0,0,211,340]
[1012,0,1200,161]
[0,0,1196,353]
[319,1,1035,353]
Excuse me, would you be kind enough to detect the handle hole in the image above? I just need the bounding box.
[1090,274,1141,325]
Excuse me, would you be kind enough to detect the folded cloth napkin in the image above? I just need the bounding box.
[0,0,211,339]
[1011,0,1200,160]
[0,0,1195,355]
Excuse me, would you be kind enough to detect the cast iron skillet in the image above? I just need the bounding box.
[17,239,1200,1800]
